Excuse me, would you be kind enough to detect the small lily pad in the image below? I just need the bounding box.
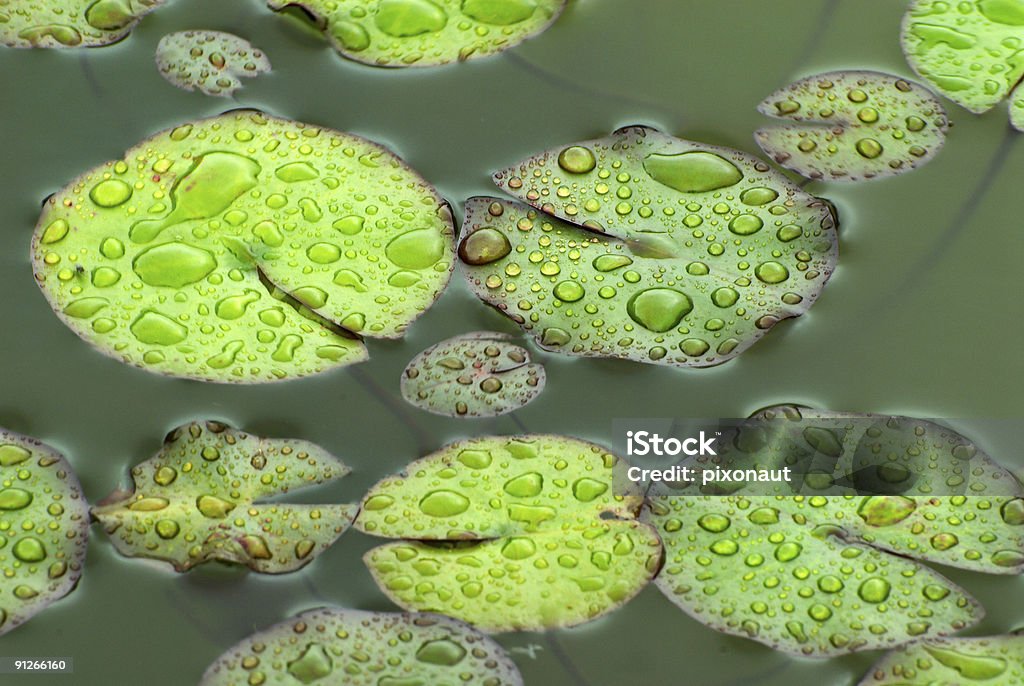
[644,405,1024,657]
[0,429,89,636]
[0,0,167,48]
[401,332,546,417]
[755,71,951,181]
[32,110,455,383]
[902,0,1024,128]
[92,421,357,573]
[357,435,662,631]
[156,31,271,97]
[857,632,1024,685]
[267,0,567,68]
[200,607,523,686]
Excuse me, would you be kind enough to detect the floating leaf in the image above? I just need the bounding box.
[902,0,1024,129]
[0,429,88,636]
[357,435,662,631]
[857,632,1024,685]
[0,0,167,48]
[755,71,951,181]
[31,110,455,383]
[200,607,523,686]
[267,0,567,68]
[156,31,271,97]
[644,405,1024,657]
[92,421,357,573]
[401,332,546,417]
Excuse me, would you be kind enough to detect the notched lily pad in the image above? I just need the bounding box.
[755,71,951,181]
[267,0,567,68]
[902,0,1024,129]
[0,429,88,636]
[31,110,455,383]
[858,631,1024,685]
[644,405,1024,657]
[200,607,523,686]
[0,0,167,48]
[469,126,839,368]
[356,435,662,631]
[156,31,271,97]
[92,421,357,573]
[401,332,546,417]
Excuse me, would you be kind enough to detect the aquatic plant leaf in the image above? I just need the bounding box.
[459,195,835,368]
[645,495,983,658]
[902,0,1024,126]
[92,421,357,573]
[156,31,271,97]
[31,110,455,383]
[200,607,523,686]
[0,0,167,48]
[401,332,546,417]
[266,0,567,68]
[357,435,662,631]
[755,71,951,182]
[857,632,1024,685]
[0,429,88,636]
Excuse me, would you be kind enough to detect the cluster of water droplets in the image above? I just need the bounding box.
[156,31,271,97]
[0,0,166,47]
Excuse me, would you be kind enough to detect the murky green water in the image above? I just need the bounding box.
[1,1,1022,684]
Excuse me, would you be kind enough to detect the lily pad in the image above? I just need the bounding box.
[644,405,1024,657]
[0,0,167,48]
[200,607,523,686]
[156,31,271,97]
[459,194,836,368]
[755,71,951,181]
[31,110,455,383]
[857,631,1024,685]
[902,0,1024,129]
[0,428,88,636]
[266,0,567,68]
[401,332,546,417]
[357,435,663,631]
[92,421,357,573]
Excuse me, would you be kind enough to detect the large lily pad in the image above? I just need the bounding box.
[200,607,523,686]
[401,332,546,417]
[357,435,663,631]
[0,428,89,636]
[0,0,167,48]
[31,110,455,383]
[92,421,357,573]
[156,31,271,97]
[755,71,950,181]
[267,0,567,68]
[902,0,1024,129]
[857,632,1024,685]
[644,405,1024,657]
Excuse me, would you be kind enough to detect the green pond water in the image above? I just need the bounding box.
[1,0,1022,684]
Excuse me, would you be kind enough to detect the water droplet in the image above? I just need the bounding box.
[386,228,445,269]
[0,487,33,509]
[857,495,917,526]
[504,472,543,497]
[13,537,47,563]
[419,490,470,517]
[627,288,692,332]
[553,280,585,302]
[857,577,891,603]
[375,0,448,37]
[643,152,743,192]
[287,643,333,684]
[459,228,511,265]
[698,514,731,533]
[557,146,597,174]
[755,261,789,284]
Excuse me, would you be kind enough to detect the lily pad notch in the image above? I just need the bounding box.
[31,110,456,383]
[459,126,840,369]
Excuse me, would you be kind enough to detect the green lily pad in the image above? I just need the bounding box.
[857,632,1024,685]
[200,607,523,686]
[459,192,836,368]
[31,110,455,383]
[644,405,1024,657]
[0,0,167,48]
[401,332,546,417]
[0,429,89,636]
[755,71,951,181]
[902,0,1024,129]
[156,31,271,97]
[266,0,567,68]
[92,421,357,573]
[357,435,662,631]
